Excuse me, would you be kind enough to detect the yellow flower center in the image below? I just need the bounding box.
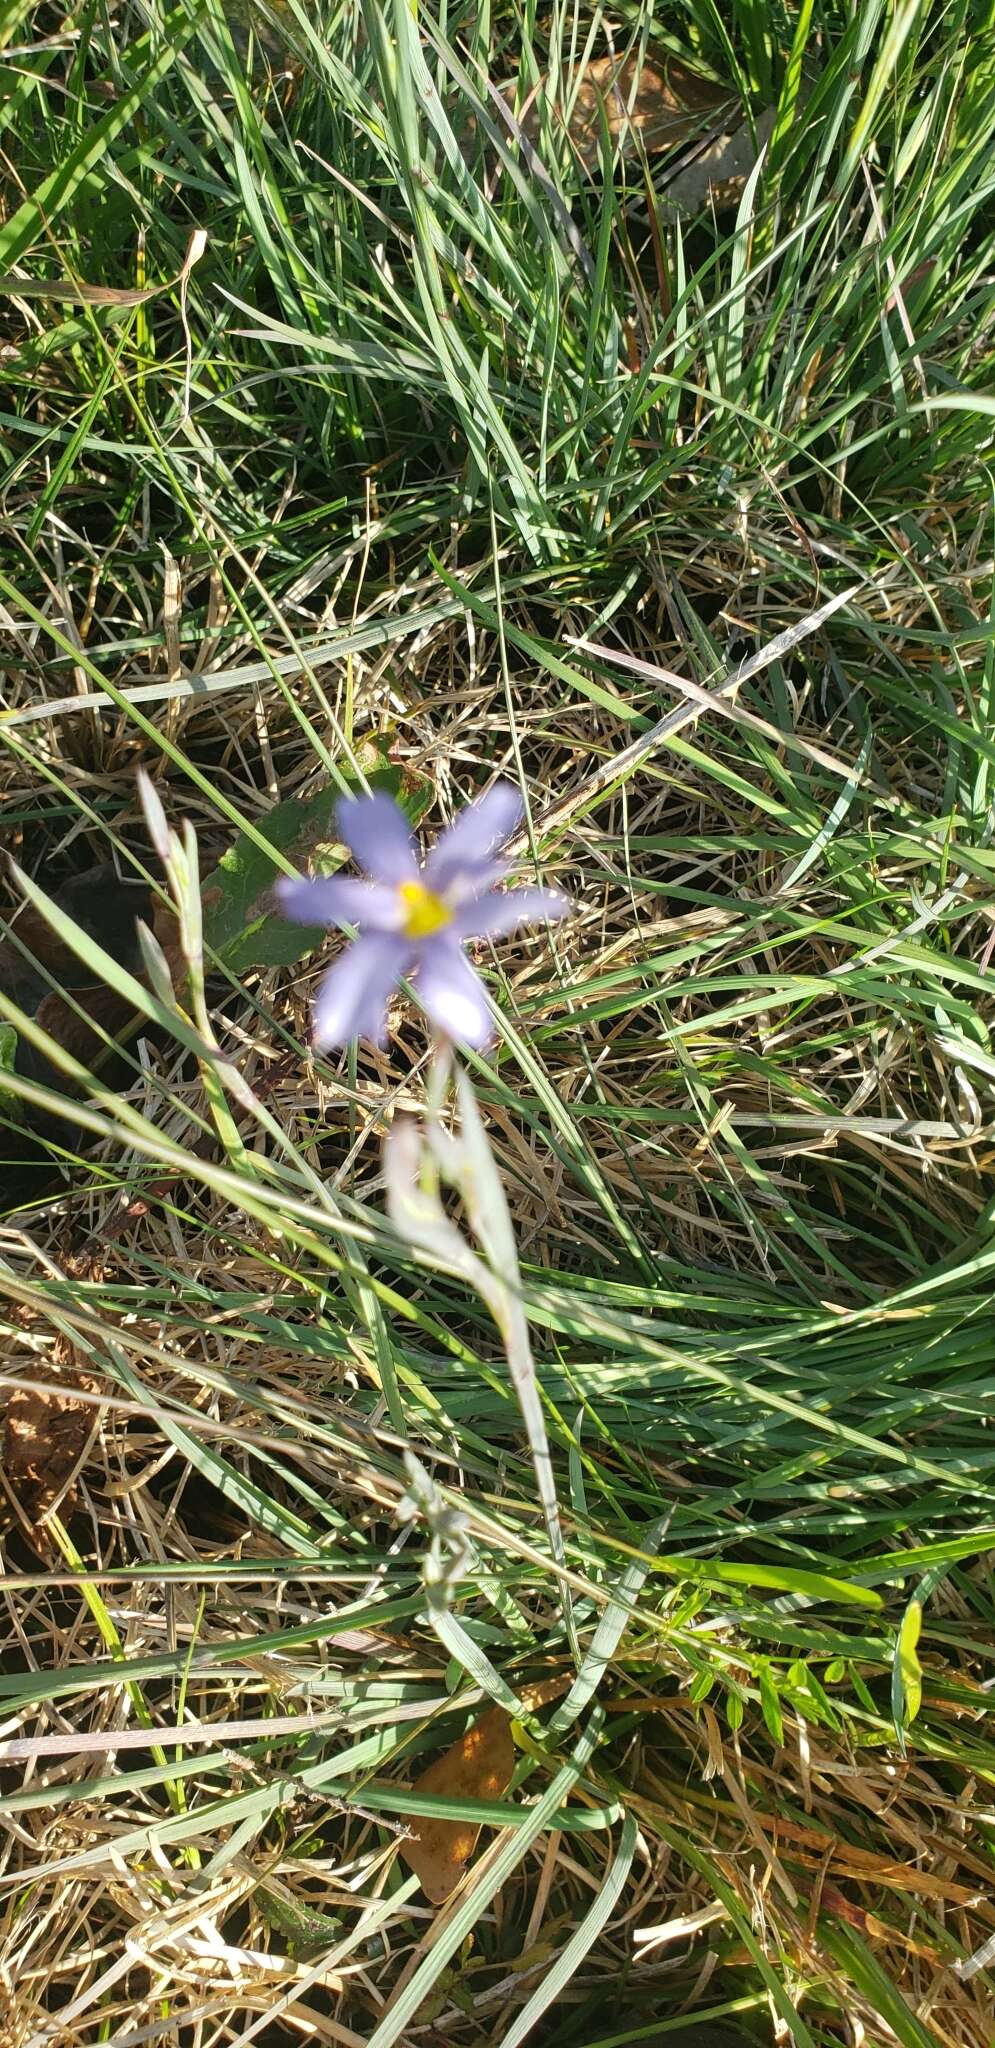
[398,879,453,940]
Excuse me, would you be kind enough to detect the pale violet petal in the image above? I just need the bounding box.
[453,887,570,942]
[313,934,409,1049]
[439,860,505,907]
[424,782,523,890]
[275,875,402,930]
[416,938,494,1047]
[337,791,418,884]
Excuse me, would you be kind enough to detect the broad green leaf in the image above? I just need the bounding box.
[203,754,431,971]
[656,1555,882,1608]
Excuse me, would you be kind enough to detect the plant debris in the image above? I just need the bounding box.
[2,1358,102,1554]
[399,1704,517,1903]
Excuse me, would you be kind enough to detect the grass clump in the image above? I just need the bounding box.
[2,0,995,2042]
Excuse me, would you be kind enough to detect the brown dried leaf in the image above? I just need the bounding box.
[398,1676,569,1904]
[820,1884,940,1962]
[757,1812,981,1906]
[531,52,732,166]
[498,53,774,212]
[0,229,207,309]
[33,980,142,1071]
[2,1364,102,1551]
[662,105,775,214]
[0,277,170,306]
[399,1705,517,1903]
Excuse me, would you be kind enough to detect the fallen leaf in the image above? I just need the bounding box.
[399,1705,516,1904]
[0,280,165,308]
[3,1277,104,1553]
[820,1885,939,1962]
[2,1375,98,1548]
[1,868,152,988]
[399,1676,569,1904]
[661,106,775,215]
[525,53,733,167]
[492,53,775,212]
[0,230,206,309]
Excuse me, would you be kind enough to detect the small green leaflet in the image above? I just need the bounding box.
[892,1597,924,1743]
[0,1023,17,1081]
[0,1024,22,1117]
[758,1661,784,1747]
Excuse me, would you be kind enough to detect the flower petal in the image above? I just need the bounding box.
[416,937,493,1047]
[337,791,418,885]
[313,934,409,1049]
[453,887,570,942]
[424,781,523,891]
[438,861,506,908]
[275,874,402,930]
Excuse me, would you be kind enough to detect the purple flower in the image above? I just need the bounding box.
[275,782,568,1050]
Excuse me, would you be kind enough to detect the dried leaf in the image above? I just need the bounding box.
[530,52,732,166]
[662,106,775,214]
[399,1704,516,1903]
[0,277,169,306]
[820,1885,940,1962]
[2,1360,101,1551]
[0,868,152,988]
[496,53,774,212]
[398,1677,569,1903]
[0,229,207,308]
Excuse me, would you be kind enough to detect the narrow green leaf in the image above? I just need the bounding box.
[0,6,205,270]
[499,1812,639,2048]
[364,1712,604,2048]
[758,1662,784,1747]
